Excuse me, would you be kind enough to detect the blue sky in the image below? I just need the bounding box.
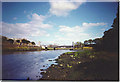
[2,2,118,45]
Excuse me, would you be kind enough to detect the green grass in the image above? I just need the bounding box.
[64,50,96,60]
[3,46,42,52]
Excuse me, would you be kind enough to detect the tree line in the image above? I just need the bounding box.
[2,36,36,46]
[83,9,118,52]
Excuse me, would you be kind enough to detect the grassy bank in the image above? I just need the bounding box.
[40,50,118,80]
[2,46,42,52]
[45,48,73,50]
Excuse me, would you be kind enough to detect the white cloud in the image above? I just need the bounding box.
[31,13,46,22]
[53,22,107,45]
[35,22,106,45]
[49,0,86,16]
[2,13,52,39]
[82,22,107,27]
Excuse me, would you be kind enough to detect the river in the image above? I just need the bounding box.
[2,50,73,80]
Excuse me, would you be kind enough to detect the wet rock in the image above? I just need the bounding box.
[40,69,46,71]
[55,61,58,63]
[48,60,52,61]
[40,72,45,74]
[41,71,46,74]
[51,64,55,67]
[27,77,29,80]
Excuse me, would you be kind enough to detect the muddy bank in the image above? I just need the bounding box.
[40,50,118,80]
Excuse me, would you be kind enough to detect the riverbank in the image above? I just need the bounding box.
[40,50,118,80]
[2,46,42,54]
[2,47,82,54]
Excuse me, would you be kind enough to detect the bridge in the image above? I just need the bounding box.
[55,45,73,48]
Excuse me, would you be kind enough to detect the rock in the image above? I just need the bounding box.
[40,69,46,71]
[40,72,45,75]
[27,77,29,80]
[55,61,58,63]
[43,65,45,67]
[51,64,55,67]
[60,64,63,66]
[40,71,46,74]
[48,60,52,61]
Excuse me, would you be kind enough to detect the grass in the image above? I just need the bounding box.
[83,47,93,50]
[2,46,42,52]
[64,50,96,59]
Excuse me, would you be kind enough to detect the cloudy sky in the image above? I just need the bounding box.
[2,1,118,45]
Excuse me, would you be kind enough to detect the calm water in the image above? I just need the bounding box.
[2,50,73,80]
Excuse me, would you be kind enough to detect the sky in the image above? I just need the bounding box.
[1,1,118,45]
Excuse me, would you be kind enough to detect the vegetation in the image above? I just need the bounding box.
[7,39,14,44]
[73,42,84,49]
[1,36,40,52]
[83,9,118,52]
[41,50,118,80]
[22,39,30,44]
[31,42,36,45]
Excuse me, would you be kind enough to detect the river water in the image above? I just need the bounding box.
[2,50,73,80]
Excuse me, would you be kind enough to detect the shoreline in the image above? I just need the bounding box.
[40,50,118,80]
[2,48,75,55]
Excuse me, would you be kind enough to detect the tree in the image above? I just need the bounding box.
[2,36,7,42]
[22,39,30,44]
[84,40,88,45]
[93,38,102,44]
[16,40,20,43]
[74,42,82,48]
[7,39,14,44]
[84,39,93,47]
[31,42,35,45]
[88,39,93,45]
[93,38,103,50]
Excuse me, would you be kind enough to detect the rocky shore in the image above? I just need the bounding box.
[40,50,118,80]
